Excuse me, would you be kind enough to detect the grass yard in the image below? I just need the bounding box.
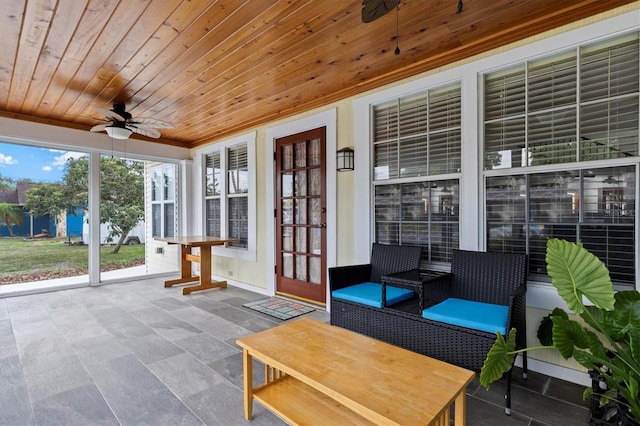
[0,237,145,284]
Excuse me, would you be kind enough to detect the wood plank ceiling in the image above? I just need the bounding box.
[0,0,635,148]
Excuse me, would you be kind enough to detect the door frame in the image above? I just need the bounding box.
[265,109,338,307]
[274,128,327,303]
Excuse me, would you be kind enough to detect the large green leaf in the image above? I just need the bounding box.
[584,327,610,362]
[551,316,590,359]
[602,292,640,342]
[597,292,640,368]
[582,305,605,333]
[631,330,640,366]
[545,239,615,315]
[537,307,568,346]
[537,314,554,346]
[627,375,639,418]
[573,348,600,372]
[480,331,517,389]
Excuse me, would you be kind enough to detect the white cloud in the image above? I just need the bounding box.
[0,153,18,166]
[42,165,52,172]
[51,151,87,168]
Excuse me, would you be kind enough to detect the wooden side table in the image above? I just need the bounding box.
[158,236,239,295]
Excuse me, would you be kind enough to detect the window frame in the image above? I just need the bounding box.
[225,144,249,249]
[370,83,463,266]
[150,163,177,239]
[481,32,639,290]
[197,131,257,261]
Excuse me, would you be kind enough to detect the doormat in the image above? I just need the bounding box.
[242,297,316,321]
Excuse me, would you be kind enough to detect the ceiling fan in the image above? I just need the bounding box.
[361,0,463,23]
[603,175,622,185]
[90,104,174,139]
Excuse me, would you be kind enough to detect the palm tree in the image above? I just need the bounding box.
[0,202,24,236]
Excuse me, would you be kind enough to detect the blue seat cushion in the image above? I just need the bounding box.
[421,298,509,335]
[332,282,414,308]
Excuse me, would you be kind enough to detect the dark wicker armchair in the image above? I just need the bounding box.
[423,250,529,359]
[329,243,422,307]
[422,249,528,414]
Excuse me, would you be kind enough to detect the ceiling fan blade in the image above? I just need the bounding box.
[90,124,109,132]
[91,117,110,123]
[127,125,161,139]
[95,107,125,122]
[128,117,174,129]
[362,0,399,23]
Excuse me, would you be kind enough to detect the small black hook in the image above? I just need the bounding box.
[457,0,463,13]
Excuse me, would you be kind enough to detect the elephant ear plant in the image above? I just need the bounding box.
[480,238,640,421]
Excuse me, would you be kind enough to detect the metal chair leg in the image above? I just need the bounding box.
[505,368,512,415]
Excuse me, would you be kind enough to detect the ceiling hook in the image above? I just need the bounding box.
[395,5,400,55]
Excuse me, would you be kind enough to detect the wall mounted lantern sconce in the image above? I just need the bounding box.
[336,147,354,172]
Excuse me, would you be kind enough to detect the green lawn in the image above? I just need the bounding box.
[0,237,145,284]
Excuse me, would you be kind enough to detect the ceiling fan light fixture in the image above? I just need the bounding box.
[105,126,132,140]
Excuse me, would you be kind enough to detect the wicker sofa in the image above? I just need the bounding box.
[330,248,528,415]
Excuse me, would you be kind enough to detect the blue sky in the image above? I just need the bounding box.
[0,142,86,183]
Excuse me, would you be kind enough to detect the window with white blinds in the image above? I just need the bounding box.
[373,85,461,179]
[484,32,639,289]
[375,180,459,263]
[227,144,248,248]
[205,152,221,238]
[484,32,639,170]
[486,166,636,288]
[204,143,249,249]
[372,83,461,264]
[150,164,176,238]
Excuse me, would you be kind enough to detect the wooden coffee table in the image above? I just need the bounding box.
[236,317,475,425]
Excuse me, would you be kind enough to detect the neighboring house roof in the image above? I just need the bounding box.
[16,181,34,204]
[0,190,19,204]
[0,181,35,205]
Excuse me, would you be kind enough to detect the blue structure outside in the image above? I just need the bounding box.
[66,209,84,239]
[0,210,56,237]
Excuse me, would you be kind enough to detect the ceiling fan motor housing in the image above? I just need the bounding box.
[111,104,132,121]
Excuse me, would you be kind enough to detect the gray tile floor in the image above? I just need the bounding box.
[1,278,592,425]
